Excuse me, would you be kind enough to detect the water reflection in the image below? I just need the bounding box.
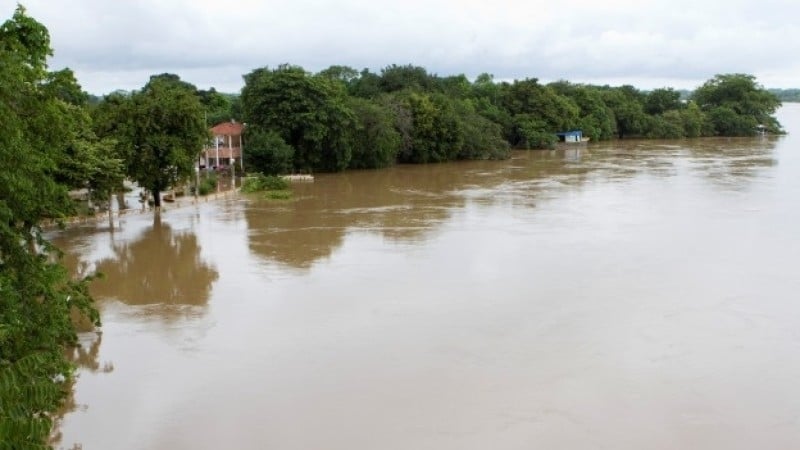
[244,137,780,269]
[245,167,469,268]
[92,216,218,319]
[683,137,779,188]
[49,106,799,449]
[51,332,111,449]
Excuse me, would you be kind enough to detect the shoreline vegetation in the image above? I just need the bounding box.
[0,4,791,448]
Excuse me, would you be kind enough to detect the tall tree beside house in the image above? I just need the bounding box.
[241,65,356,172]
[98,74,207,209]
[0,6,100,448]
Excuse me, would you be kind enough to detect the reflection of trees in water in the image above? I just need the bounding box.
[65,332,113,374]
[245,137,781,268]
[92,216,218,316]
[51,332,111,450]
[245,167,470,268]
[683,137,778,186]
[587,137,779,185]
[245,155,619,268]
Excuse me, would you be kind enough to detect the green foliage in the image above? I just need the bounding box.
[348,97,402,169]
[379,64,434,93]
[644,88,683,115]
[197,172,217,196]
[198,87,236,125]
[502,78,580,133]
[95,74,208,207]
[401,92,463,163]
[679,101,711,138]
[244,127,295,175]
[511,114,556,149]
[769,88,800,103]
[241,174,290,193]
[453,99,510,160]
[549,81,615,141]
[241,174,292,200]
[707,106,759,136]
[601,86,647,138]
[348,68,382,99]
[317,65,360,87]
[692,74,783,134]
[265,190,292,200]
[644,111,685,139]
[0,6,99,448]
[239,64,785,169]
[241,65,356,172]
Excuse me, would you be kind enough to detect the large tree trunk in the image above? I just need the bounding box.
[116,191,126,210]
[152,188,161,210]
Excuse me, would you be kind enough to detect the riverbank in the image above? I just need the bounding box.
[43,187,241,229]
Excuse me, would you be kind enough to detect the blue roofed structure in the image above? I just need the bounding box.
[555,130,583,143]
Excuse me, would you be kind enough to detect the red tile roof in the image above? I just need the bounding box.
[210,121,244,136]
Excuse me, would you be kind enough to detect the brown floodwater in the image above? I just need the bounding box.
[51,104,800,449]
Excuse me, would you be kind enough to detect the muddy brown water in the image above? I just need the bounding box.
[52,105,800,449]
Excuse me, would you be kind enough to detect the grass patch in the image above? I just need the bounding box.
[241,174,289,193]
[265,190,292,200]
[241,174,292,200]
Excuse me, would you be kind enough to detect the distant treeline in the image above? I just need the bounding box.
[91,67,786,176]
[188,66,780,175]
[769,89,800,102]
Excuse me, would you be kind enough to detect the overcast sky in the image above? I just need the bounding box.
[6,0,800,94]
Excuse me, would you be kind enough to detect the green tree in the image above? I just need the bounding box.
[644,87,683,115]
[45,69,125,218]
[0,6,99,447]
[401,92,463,163]
[379,64,434,93]
[437,74,472,99]
[98,74,207,208]
[502,78,580,132]
[198,87,235,125]
[244,127,295,175]
[679,101,710,138]
[318,65,360,86]
[349,68,382,99]
[549,82,615,141]
[241,65,356,172]
[692,73,782,135]
[602,86,647,138]
[452,99,510,160]
[348,97,401,169]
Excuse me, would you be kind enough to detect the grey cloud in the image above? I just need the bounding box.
[12,0,800,94]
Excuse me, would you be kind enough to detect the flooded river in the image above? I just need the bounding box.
[53,104,800,449]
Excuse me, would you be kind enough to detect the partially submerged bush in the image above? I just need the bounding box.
[241,174,289,193]
[197,173,218,195]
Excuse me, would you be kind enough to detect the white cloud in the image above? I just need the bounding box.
[7,0,800,94]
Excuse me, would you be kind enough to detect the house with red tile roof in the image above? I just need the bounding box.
[202,120,244,171]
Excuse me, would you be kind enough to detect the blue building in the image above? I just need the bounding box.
[555,130,584,143]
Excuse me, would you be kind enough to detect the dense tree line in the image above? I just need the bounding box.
[239,65,784,175]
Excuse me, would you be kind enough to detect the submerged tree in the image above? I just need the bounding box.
[241,65,356,172]
[692,73,783,135]
[96,74,207,208]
